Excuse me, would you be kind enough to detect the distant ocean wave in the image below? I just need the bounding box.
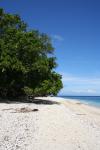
[60,96,100,108]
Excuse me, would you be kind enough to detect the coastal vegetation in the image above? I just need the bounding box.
[0,8,63,99]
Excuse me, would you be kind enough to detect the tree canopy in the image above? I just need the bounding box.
[0,8,63,99]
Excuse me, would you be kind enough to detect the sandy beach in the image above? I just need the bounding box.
[0,97,100,150]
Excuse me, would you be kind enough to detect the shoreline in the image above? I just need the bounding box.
[37,96,100,115]
[58,96,100,108]
[0,96,100,150]
[37,96,100,109]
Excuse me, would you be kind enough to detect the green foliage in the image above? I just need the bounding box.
[23,87,33,95]
[0,8,63,98]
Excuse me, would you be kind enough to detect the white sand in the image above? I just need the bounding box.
[0,97,100,150]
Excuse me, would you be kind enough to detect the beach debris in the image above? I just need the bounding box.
[76,113,86,115]
[14,107,39,113]
[4,136,9,141]
[2,108,14,111]
[76,102,82,105]
[2,107,38,113]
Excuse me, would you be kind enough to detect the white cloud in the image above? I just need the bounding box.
[70,89,96,94]
[62,73,100,85]
[60,87,99,96]
[52,34,64,41]
[59,72,100,95]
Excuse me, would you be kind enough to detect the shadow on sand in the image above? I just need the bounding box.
[0,98,60,105]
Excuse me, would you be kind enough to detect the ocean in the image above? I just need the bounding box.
[60,96,100,108]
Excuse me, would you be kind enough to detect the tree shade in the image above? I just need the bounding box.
[0,8,63,99]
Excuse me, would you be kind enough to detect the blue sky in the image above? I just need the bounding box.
[0,0,100,96]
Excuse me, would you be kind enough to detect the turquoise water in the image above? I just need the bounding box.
[60,96,100,108]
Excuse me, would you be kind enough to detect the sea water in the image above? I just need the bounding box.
[60,96,100,108]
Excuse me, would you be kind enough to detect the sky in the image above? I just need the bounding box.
[0,0,100,96]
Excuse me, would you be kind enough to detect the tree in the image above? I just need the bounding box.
[0,8,63,99]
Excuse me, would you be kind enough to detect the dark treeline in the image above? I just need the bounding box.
[0,8,63,99]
